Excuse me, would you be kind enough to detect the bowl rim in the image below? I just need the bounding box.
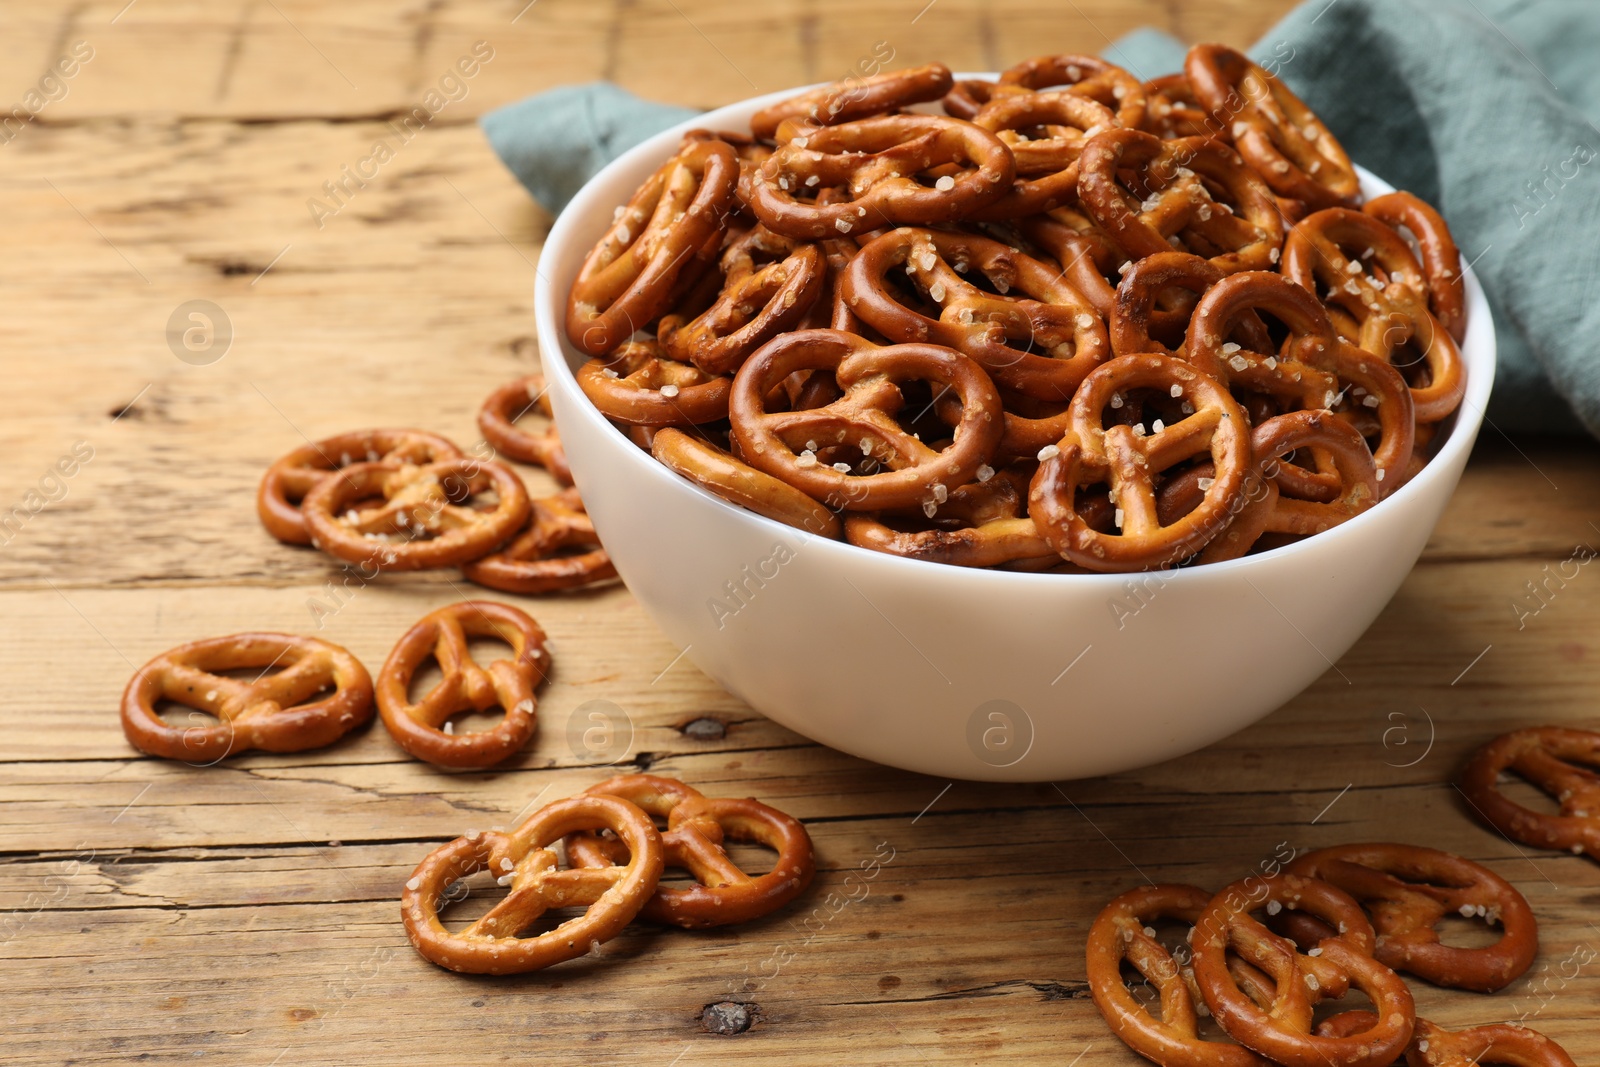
[534,77,1498,590]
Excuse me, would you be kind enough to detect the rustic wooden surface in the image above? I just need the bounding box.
[4,1,1599,1063]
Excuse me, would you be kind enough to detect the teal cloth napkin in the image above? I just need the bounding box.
[481,0,1600,438]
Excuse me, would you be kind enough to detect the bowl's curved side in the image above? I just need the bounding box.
[533,91,1496,782]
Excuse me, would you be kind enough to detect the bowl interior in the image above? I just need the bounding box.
[533,80,1497,591]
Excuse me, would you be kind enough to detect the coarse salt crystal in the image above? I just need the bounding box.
[1266,900,1283,915]
[1197,477,1214,490]
[602,368,619,379]
[1229,355,1249,373]
[835,219,853,232]
[1037,444,1061,461]
[1077,314,1095,330]
[1114,508,1125,528]
[932,483,948,504]
[805,174,820,187]
[922,500,938,519]
[1345,260,1362,274]
[1377,469,1386,482]
[1362,395,1380,408]
[929,283,947,302]
[1221,342,1241,354]
[1110,393,1124,409]
[797,450,819,468]
[1169,384,1183,398]
[832,462,851,472]
[1270,247,1281,264]
[405,877,421,891]
[1152,419,1165,433]
[857,206,867,216]
[792,136,809,148]
[443,721,454,735]
[976,464,995,482]
[660,383,680,398]
[936,175,956,191]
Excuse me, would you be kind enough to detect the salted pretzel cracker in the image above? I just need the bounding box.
[652,427,842,539]
[1185,44,1359,211]
[749,114,1015,240]
[729,329,1003,512]
[1086,884,1266,1067]
[843,227,1108,402]
[1283,207,1465,423]
[258,429,462,545]
[751,63,955,140]
[301,457,530,571]
[477,376,572,484]
[1282,843,1537,993]
[969,92,1121,219]
[1365,191,1466,342]
[566,774,815,928]
[1020,208,1131,322]
[1318,1013,1577,1067]
[1077,129,1285,274]
[401,795,664,974]
[1139,74,1214,140]
[462,488,617,595]
[658,224,826,375]
[1029,353,1252,571]
[843,466,1056,568]
[577,339,732,426]
[567,138,739,357]
[1111,251,1271,359]
[1185,272,1415,486]
[121,633,373,762]
[998,54,1147,130]
[1191,873,1415,1067]
[1252,410,1379,536]
[376,600,548,768]
[1459,726,1600,861]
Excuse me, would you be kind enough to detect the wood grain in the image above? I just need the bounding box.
[5,0,1599,1063]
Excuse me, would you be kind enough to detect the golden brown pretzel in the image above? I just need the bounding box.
[658,224,827,374]
[1191,873,1415,1067]
[998,54,1147,130]
[843,227,1108,402]
[652,427,842,538]
[843,466,1056,567]
[1139,74,1215,140]
[566,773,815,928]
[577,338,732,426]
[1111,251,1271,359]
[1364,191,1466,343]
[1086,884,1267,1067]
[401,795,664,974]
[1158,463,1281,563]
[121,633,373,762]
[566,139,740,357]
[258,429,463,545]
[1252,410,1379,536]
[477,376,572,484]
[750,63,955,140]
[1077,129,1285,274]
[1029,353,1252,571]
[728,329,1003,512]
[1281,843,1538,993]
[1185,44,1359,210]
[1318,1013,1577,1067]
[1282,208,1465,423]
[748,114,1015,240]
[969,91,1121,219]
[1020,208,1129,322]
[461,488,618,595]
[1459,726,1600,861]
[376,600,548,768]
[300,457,531,571]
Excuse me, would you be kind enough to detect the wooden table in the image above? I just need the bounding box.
[5,1,1598,1062]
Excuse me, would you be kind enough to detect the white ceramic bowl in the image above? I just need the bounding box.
[533,81,1497,782]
